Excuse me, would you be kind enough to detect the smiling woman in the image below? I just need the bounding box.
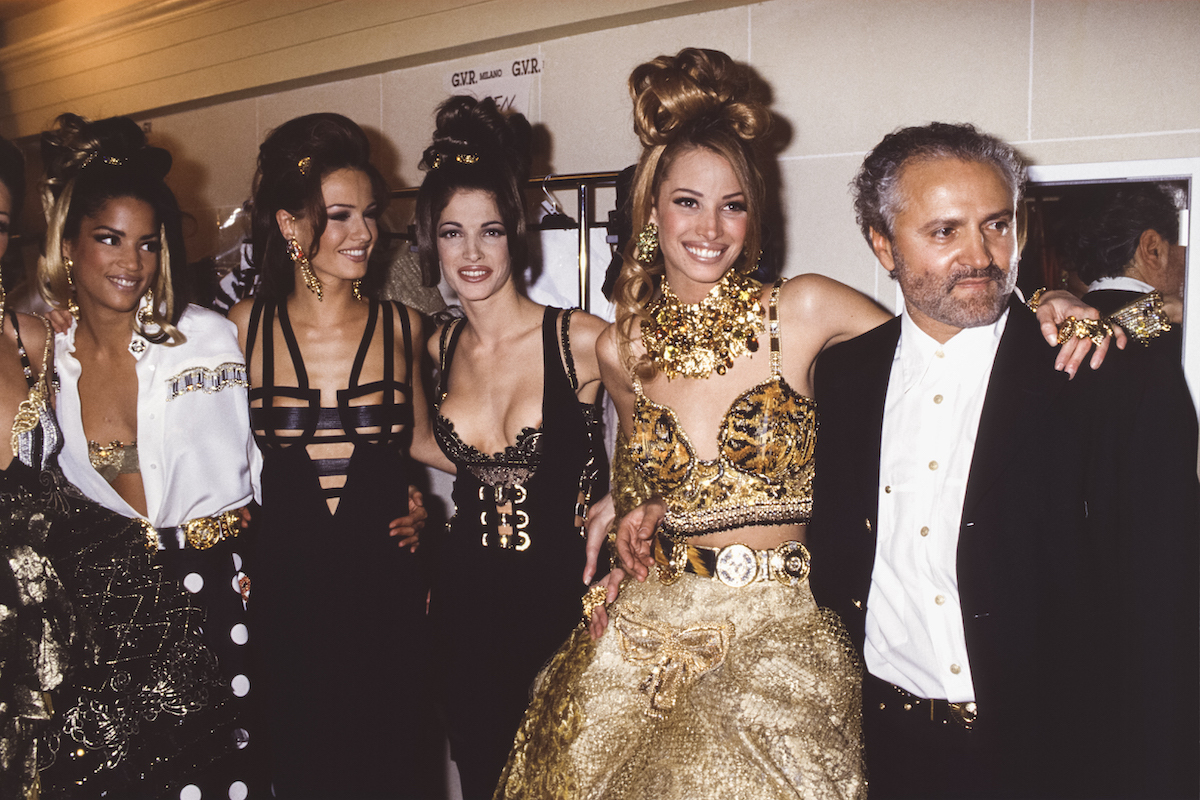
[229,112,447,800]
[32,113,264,798]
[415,95,610,800]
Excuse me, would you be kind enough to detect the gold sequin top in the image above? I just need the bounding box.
[623,282,816,537]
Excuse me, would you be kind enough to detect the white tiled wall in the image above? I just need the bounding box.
[141,0,1199,312]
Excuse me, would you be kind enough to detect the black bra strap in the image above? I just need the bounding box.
[394,301,413,387]
[9,312,35,391]
[347,299,379,390]
[437,318,465,402]
[276,299,310,389]
[559,308,579,392]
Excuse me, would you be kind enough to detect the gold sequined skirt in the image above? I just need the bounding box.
[496,570,865,800]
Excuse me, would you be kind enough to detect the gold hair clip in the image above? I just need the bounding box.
[430,152,480,170]
[298,156,312,175]
[102,156,124,166]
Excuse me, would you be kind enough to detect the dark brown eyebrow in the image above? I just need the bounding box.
[672,187,746,200]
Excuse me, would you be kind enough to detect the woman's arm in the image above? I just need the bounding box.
[404,307,454,474]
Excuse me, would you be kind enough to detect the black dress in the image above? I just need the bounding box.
[246,297,426,800]
[430,307,605,800]
[0,312,260,799]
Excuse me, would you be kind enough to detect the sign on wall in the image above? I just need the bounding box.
[442,53,543,116]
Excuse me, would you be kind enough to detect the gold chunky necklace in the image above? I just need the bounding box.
[642,271,764,379]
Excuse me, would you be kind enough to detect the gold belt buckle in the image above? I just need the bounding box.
[768,540,811,586]
[947,701,978,729]
[714,543,758,587]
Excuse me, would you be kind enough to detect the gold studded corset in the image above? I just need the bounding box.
[624,282,816,536]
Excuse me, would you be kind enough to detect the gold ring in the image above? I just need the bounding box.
[581,583,608,621]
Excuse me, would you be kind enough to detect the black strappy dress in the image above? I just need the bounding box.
[246,297,426,799]
[430,307,605,800]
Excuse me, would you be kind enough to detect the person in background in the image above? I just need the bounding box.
[1073,182,1184,352]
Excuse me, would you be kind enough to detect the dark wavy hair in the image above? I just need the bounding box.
[249,113,391,300]
[852,121,1027,247]
[38,113,187,343]
[0,137,25,223]
[1070,183,1182,284]
[414,96,532,287]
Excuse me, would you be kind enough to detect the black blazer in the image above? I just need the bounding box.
[808,298,1199,797]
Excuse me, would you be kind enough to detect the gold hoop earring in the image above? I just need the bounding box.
[63,257,80,320]
[287,238,323,301]
[352,280,364,302]
[633,222,659,265]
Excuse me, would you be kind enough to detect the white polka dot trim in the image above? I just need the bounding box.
[232,552,243,571]
[233,728,249,749]
[229,780,248,800]
[183,573,204,593]
[231,674,250,697]
[230,623,249,645]
[180,785,202,800]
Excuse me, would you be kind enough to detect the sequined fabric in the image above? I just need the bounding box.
[626,283,818,537]
[497,571,865,800]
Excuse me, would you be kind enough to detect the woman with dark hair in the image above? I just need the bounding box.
[229,112,442,799]
[32,113,263,798]
[416,96,608,799]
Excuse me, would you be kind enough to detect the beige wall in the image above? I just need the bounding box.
[4,0,1198,309]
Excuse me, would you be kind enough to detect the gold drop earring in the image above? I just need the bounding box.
[63,256,81,319]
[287,237,323,300]
[352,280,364,301]
[137,287,156,329]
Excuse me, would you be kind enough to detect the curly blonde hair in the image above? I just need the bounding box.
[37,113,186,345]
[613,48,771,379]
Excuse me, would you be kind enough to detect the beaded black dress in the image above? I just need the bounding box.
[430,307,605,800]
[246,297,427,799]
[0,312,258,799]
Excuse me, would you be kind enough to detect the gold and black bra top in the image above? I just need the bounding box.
[622,281,816,537]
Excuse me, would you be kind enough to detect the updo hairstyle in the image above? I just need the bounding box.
[249,113,391,300]
[613,48,772,377]
[415,95,532,286]
[38,113,186,344]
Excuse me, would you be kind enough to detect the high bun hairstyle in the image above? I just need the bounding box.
[415,95,532,286]
[614,48,772,377]
[249,113,391,300]
[38,112,186,344]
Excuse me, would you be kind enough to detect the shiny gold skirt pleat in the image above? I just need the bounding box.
[497,571,865,800]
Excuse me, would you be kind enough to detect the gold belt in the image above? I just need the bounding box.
[140,509,243,553]
[654,532,811,588]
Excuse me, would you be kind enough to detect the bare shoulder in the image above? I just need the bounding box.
[777,273,890,349]
[566,309,607,362]
[227,297,255,334]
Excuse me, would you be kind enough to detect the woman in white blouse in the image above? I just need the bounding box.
[35,113,266,798]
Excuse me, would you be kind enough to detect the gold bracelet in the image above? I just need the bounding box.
[1106,291,1172,345]
[1026,287,1048,313]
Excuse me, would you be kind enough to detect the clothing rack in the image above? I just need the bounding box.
[391,171,621,312]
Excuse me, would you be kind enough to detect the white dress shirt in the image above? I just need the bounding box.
[56,304,262,528]
[864,308,1009,702]
[1086,276,1154,294]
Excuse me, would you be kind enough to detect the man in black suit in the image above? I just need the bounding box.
[808,122,1198,799]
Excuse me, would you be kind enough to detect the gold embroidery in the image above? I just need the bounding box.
[614,608,734,718]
